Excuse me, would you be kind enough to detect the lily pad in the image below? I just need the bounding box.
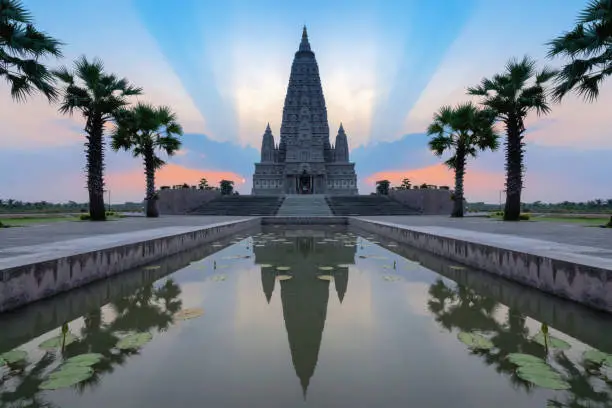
[63,353,103,367]
[533,332,571,350]
[318,266,334,271]
[40,366,94,390]
[276,275,293,281]
[457,332,494,350]
[507,353,547,367]
[260,264,273,268]
[39,332,77,350]
[516,365,571,390]
[143,265,161,270]
[276,266,291,271]
[211,275,227,282]
[449,265,466,270]
[337,264,351,268]
[0,350,27,364]
[212,244,222,247]
[255,244,266,247]
[174,308,204,320]
[317,275,334,281]
[116,332,152,350]
[583,349,612,365]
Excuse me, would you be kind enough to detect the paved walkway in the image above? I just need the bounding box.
[361,216,612,252]
[1,214,609,256]
[0,215,246,251]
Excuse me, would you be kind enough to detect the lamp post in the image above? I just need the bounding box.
[103,189,111,212]
[499,189,506,212]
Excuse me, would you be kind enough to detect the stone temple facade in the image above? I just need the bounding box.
[252,27,358,195]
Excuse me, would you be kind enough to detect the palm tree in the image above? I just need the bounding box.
[427,102,499,217]
[111,103,183,218]
[54,56,142,221]
[547,0,612,102]
[0,0,63,101]
[468,56,557,221]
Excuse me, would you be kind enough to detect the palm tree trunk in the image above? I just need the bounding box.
[452,148,466,218]
[504,116,523,221]
[144,152,158,218]
[86,114,106,221]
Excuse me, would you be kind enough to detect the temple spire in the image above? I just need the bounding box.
[260,123,275,163]
[299,25,311,52]
[334,123,349,162]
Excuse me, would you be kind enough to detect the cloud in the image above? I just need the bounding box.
[364,163,504,201]
[0,132,258,203]
[357,134,612,202]
[402,0,612,149]
[1,0,206,150]
[107,163,245,200]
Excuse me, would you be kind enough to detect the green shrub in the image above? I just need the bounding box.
[79,214,91,221]
[439,186,450,190]
[160,186,170,190]
[519,213,530,220]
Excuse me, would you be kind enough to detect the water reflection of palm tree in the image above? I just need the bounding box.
[427,278,612,406]
[427,279,499,333]
[110,280,182,333]
[0,354,58,408]
[0,278,183,405]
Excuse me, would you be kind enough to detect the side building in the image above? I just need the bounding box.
[252,27,358,195]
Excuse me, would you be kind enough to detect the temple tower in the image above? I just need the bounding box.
[252,27,358,195]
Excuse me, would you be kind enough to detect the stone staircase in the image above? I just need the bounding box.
[189,195,284,216]
[325,195,420,216]
[276,194,333,216]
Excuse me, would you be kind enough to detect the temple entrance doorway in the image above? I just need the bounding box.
[297,170,313,194]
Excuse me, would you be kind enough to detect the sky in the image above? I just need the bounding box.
[1,0,610,204]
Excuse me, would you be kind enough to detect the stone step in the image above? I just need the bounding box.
[276,195,333,216]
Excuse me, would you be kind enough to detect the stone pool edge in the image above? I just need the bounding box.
[350,217,612,314]
[0,217,259,313]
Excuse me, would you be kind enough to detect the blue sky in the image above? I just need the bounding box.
[1,0,610,203]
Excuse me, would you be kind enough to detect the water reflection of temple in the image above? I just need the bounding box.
[253,230,356,397]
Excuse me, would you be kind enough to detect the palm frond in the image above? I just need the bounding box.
[577,0,612,24]
[428,134,454,156]
[444,155,458,169]
[1,0,63,101]
[53,66,74,85]
[0,0,33,25]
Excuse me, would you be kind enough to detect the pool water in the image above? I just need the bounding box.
[1,227,612,408]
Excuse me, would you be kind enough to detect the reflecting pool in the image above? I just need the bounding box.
[1,226,612,408]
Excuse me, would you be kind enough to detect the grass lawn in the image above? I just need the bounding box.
[530,216,610,226]
[488,214,610,226]
[0,215,124,227]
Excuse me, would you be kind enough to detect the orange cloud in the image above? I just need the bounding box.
[364,163,504,200]
[106,163,246,200]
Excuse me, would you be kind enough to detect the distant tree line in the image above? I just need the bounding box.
[0,199,143,213]
[158,178,238,196]
[374,179,450,196]
[469,199,612,214]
